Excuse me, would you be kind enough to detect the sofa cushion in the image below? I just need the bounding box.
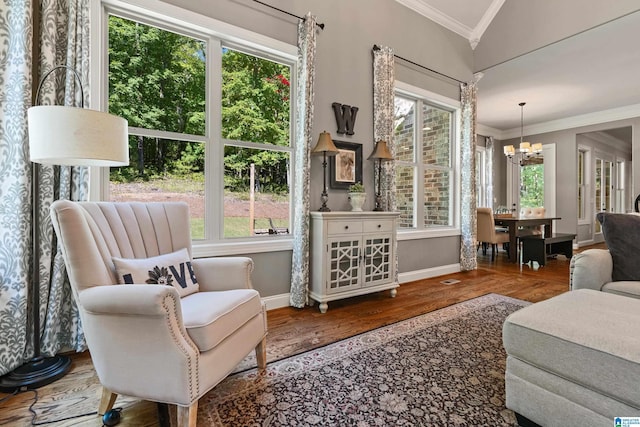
[112,248,199,297]
[596,212,640,281]
[602,281,640,299]
[503,289,640,409]
[180,289,262,352]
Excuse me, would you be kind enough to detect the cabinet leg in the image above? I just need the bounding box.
[390,289,397,298]
[319,302,328,313]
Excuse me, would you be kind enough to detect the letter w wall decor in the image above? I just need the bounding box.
[332,102,359,135]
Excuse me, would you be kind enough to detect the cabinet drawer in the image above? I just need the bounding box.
[327,220,362,235]
[363,219,393,233]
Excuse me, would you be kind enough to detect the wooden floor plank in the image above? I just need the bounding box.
[0,244,603,426]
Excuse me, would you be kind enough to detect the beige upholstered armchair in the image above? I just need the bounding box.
[50,200,267,427]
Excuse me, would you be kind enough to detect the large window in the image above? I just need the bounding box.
[394,86,458,232]
[476,146,488,208]
[103,8,294,246]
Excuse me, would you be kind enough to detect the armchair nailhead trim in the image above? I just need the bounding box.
[162,293,200,400]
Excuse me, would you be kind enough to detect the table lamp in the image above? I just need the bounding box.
[368,140,393,211]
[311,131,339,211]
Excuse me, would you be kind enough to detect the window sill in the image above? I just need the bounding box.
[397,228,461,241]
[193,238,293,257]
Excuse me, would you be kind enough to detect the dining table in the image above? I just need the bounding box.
[493,215,561,263]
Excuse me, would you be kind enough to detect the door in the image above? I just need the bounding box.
[326,236,362,294]
[362,234,393,286]
[506,143,556,216]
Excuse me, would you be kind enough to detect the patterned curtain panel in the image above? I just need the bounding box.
[372,46,398,282]
[290,13,317,308]
[0,0,89,376]
[459,82,477,271]
[372,46,396,212]
[0,1,34,376]
[36,0,90,356]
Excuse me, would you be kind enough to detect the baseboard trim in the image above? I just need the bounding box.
[577,239,595,248]
[265,263,463,310]
[263,293,291,311]
[398,263,461,284]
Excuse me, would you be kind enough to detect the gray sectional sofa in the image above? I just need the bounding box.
[570,248,640,298]
[504,212,640,426]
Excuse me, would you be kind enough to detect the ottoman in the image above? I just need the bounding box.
[503,289,640,427]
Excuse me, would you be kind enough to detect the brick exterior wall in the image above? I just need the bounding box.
[394,102,451,228]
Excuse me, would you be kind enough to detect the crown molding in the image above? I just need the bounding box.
[476,123,502,138]
[481,103,640,140]
[470,0,505,49]
[395,0,504,49]
[395,0,472,40]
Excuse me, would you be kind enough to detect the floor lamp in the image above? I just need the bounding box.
[368,140,393,211]
[0,66,129,392]
[312,131,339,212]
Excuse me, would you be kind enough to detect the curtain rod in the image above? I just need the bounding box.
[252,0,325,30]
[373,45,466,85]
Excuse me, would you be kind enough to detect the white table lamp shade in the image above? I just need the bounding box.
[28,105,129,166]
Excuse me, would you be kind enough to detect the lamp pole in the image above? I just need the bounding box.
[319,151,330,211]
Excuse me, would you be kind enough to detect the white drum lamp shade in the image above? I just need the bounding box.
[28,105,129,166]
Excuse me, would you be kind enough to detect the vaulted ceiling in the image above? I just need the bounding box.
[395,1,640,142]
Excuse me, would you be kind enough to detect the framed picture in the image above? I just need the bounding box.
[329,141,363,190]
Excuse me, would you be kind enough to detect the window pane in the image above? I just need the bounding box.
[520,163,544,208]
[394,97,415,161]
[396,166,415,228]
[110,138,205,239]
[604,161,612,212]
[108,16,206,136]
[224,146,290,238]
[424,169,450,226]
[222,48,291,146]
[422,104,451,167]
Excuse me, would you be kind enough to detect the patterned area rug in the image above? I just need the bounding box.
[198,293,529,426]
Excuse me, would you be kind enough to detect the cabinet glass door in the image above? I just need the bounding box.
[363,235,392,285]
[327,238,361,293]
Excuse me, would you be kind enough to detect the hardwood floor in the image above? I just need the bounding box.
[0,244,604,426]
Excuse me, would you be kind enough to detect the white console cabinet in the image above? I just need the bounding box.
[309,211,399,313]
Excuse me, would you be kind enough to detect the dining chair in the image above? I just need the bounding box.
[477,207,510,260]
[519,207,546,236]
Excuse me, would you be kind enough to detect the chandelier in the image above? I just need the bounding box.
[503,102,542,160]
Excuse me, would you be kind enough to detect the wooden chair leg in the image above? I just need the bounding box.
[98,387,118,415]
[255,336,267,370]
[177,402,198,427]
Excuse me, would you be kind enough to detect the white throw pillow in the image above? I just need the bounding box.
[112,248,199,297]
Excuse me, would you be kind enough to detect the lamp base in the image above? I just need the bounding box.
[373,193,384,211]
[0,355,71,392]
[318,206,331,212]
